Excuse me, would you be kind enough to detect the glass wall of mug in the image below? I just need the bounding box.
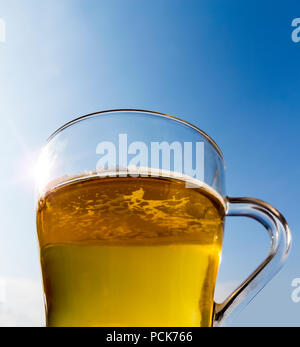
[35,110,290,327]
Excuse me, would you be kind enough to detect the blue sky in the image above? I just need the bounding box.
[0,0,300,326]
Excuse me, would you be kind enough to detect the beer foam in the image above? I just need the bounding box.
[37,173,225,246]
[40,167,226,210]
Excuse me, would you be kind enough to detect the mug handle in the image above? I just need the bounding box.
[213,197,291,326]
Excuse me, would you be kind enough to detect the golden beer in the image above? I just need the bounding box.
[36,174,225,327]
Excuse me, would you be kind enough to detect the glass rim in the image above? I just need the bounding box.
[47,109,225,162]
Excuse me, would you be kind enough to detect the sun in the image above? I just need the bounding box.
[34,146,57,196]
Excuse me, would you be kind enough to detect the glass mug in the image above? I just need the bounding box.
[35,110,291,327]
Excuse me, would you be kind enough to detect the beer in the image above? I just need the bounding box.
[36,174,225,327]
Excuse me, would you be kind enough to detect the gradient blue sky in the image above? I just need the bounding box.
[0,0,300,326]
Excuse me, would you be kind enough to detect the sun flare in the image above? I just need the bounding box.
[35,146,57,196]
